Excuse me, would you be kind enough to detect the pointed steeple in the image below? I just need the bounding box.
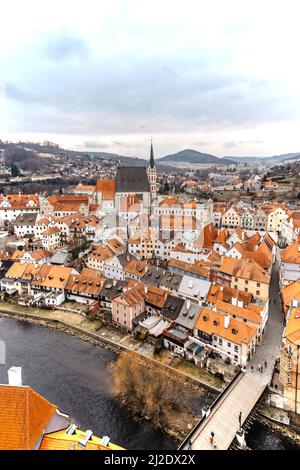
[149,139,155,169]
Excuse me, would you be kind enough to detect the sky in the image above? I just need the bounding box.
[1,0,300,158]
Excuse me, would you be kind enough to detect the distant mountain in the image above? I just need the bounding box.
[223,153,300,164]
[158,149,233,165]
[86,151,178,173]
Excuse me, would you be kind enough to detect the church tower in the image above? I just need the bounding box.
[147,140,157,201]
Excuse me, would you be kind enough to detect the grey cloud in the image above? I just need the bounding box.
[2,34,298,138]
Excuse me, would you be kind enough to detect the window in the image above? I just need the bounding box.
[219,338,223,345]
[234,345,238,352]
[227,342,231,348]
[256,291,260,296]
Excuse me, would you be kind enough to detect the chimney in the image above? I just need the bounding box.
[112,279,117,287]
[8,367,22,386]
[224,314,230,329]
[186,299,191,310]
[232,297,237,306]
[144,285,148,294]
[188,280,193,289]
[237,300,243,308]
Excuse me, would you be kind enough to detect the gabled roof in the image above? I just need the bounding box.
[219,256,270,284]
[116,167,150,193]
[160,294,184,321]
[0,385,57,450]
[281,242,300,264]
[194,307,256,345]
[281,280,300,313]
[95,179,116,199]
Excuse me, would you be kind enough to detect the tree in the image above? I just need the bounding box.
[109,353,195,430]
[11,163,20,177]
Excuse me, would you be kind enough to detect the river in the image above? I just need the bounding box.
[0,317,298,450]
[0,317,215,450]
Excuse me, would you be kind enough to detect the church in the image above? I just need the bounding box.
[114,142,157,212]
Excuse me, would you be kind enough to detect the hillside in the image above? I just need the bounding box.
[224,153,300,164]
[3,146,54,172]
[158,149,233,165]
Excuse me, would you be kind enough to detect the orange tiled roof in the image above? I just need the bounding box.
[0,385,57,450]
[95,179,116,200]
[219,256,270,284]
[285,307,300,344]
[194,307,257,345]
[281,242,300,264]
[281,280,300,315]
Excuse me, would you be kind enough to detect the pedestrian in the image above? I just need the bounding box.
[265,360,267,368]
[209,432,215,447]
[274,299,276,305]
[258,364,261,372]
[251,366,254,372]
[261,365,263,373]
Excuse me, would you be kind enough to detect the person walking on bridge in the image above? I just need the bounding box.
[209,432,217,449]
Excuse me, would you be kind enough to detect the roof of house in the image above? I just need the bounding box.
[95,179,116,200]
[144,284,168,309]
[284,307,300,344]
[40,427,123,450]
[160,271,183,290]
[141,266,165,286]
[175,301,201,330]
[281,280,300,312]
[66,274,104,296]
[178,275,211,301]
[0,385,57,450]
[14,213,38,226]
[32,265,73,289]
[160,294,184,321]
[194,307,257,345]
[88,245,115,261]
[219,256,270,284]
[114,286,145,307]
[281,242,300,264]
[167,258,210,279]
[125,259,148,277]
[42,226,61,236]
[116,166,150,193]
[99,279,127,299]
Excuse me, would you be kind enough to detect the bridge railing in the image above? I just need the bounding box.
[178,367,243,450]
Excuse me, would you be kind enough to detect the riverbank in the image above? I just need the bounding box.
[0,304,222,394]
[0,310,217,443]
[0,317,178,449]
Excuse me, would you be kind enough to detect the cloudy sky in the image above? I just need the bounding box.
[1,0,300,158]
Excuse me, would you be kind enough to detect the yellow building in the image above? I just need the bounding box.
[280,307,300,414]
[40,427,124,451]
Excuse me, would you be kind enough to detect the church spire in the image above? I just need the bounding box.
[149,139,155,169]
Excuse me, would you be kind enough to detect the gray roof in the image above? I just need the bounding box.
[99,279,127,300]
[141,266,165,286]
[175,300,201,330]
[178,275,211,301]
[116,166,150,193]
[14,213,38,226]
[160,294,184,321]
[50,252,71,265]
[160,272,183,291]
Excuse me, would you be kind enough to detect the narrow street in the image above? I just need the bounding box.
[246,247,284,385]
